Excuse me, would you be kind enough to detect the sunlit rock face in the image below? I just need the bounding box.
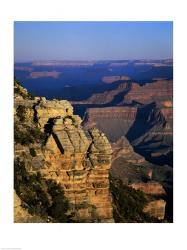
[129,181,166,196]
[14,84,114,222]
[123,80,173,106]
[42,116,113,222]
[143,200,166,220]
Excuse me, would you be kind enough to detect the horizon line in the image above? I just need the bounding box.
[14,58,173,63]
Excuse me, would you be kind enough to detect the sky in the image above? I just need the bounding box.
[14,21,173,62]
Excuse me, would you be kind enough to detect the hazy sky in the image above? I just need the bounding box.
[14,21,173,62]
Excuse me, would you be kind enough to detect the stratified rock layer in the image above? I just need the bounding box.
[143,200,166,220]
[124,80,173,106]
[129,181,166,196]
[14,91,114,222]
[83,107,137,142]
[42,118,113,222]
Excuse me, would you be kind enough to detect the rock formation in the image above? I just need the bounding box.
[102,75,130,84]
[123,80,173,106]
[129,181,166,196]
[83,107,137,142]
[111,136,145,163]
[72,82,131,105]
[42,121,113,222]
[110,136,150,184]
[14,80,172,222]
[143,200,166,220]
[14,81,113,222]
[127,102,173,166]
[72,79,172,108]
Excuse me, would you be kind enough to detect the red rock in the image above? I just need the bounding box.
[129,181,166,196]
[124,80,173,106]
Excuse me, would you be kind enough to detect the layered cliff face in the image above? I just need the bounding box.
[111,136,145,163]
[42,122,113,222]
[123,80,173,106]
[110,136,150,184]
[129,182,166,196]
[102,75,130,84]
[77,79,172,150]
[83,107,137,142]
[72,80,172,107]
[127,102,173,166]
[76,82,131,105]
[83,100,172,164]
[14,81,113,222]
[72,79,173,172]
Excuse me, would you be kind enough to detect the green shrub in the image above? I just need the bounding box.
[27,127,46,145]
[14,80,27,98]
[30,148,37,157]
[110,178,158,223]
[46,180,69,222]
[27,92,35,100]
[14,123,46,146]
[14,158,69,222]
[16,105,27,122]
[14,125,34,145]
[14,79,36,100]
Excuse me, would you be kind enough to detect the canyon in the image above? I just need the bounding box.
[76,78,173,167]
[14,80,171,222]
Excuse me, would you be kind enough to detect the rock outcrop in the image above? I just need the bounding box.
[102,75,130,84]
[14,82,114,222]
[143,200,166,220]
[34,98,74,128]
[72,80,172,108]
[123,80,173,106]
[42,121,113,222]
[129,181,166,196]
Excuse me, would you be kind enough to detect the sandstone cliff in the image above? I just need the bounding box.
[123,80,173,107]
[129,181,166,196]
[14,80,113,222]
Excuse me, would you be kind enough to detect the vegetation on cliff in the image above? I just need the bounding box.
[15,122,46,146]
[14,79,34,99]
[14,158,69,222]
[110,177,160,223]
